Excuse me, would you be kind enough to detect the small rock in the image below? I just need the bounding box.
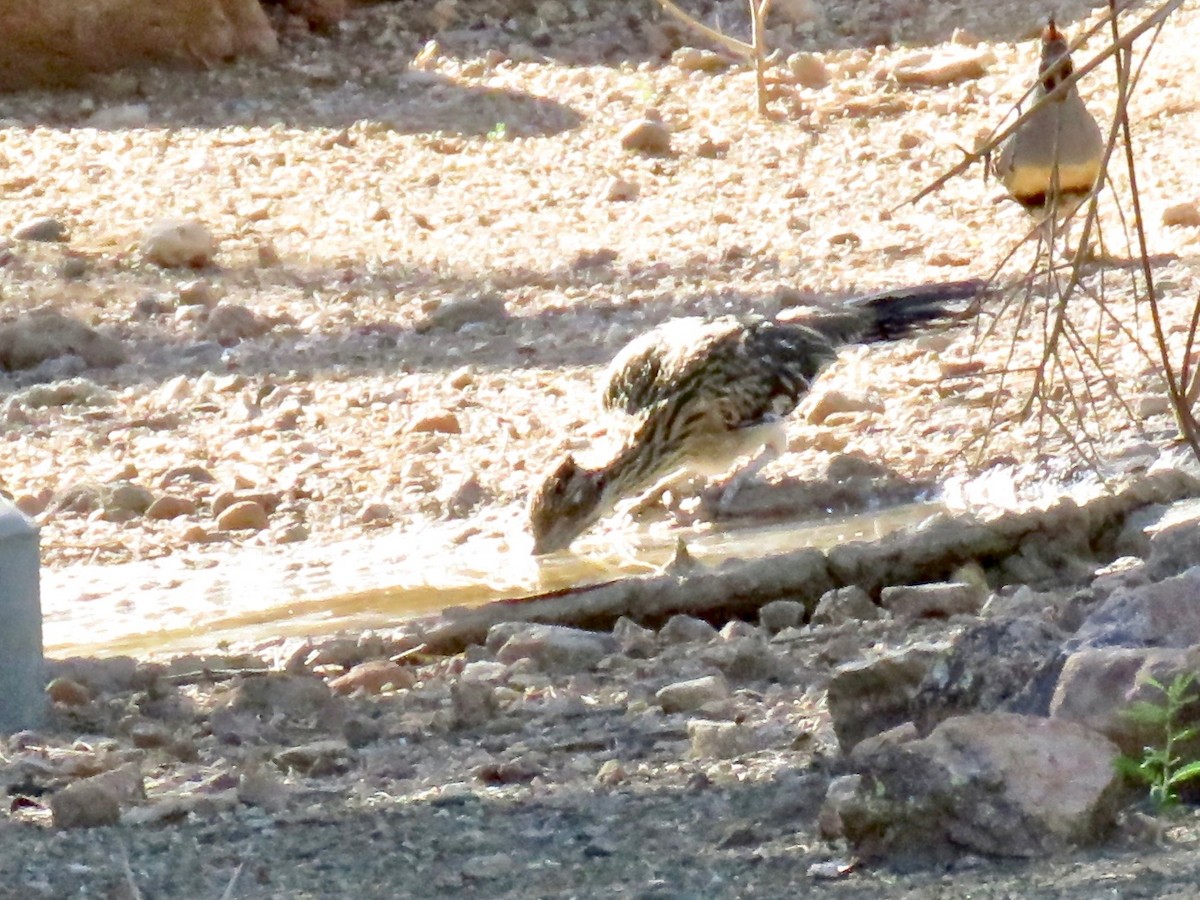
[688,720,762,758]
[759,599,808,632]
[410,411,461,434]
[619,113,671,155]
[912,616,1067,732]
[177,280,217,307]
[359,501,394,524]
[811,586,886,626]
[128,722,173,749]
[13,216,68,242]
[451,678,499,728]
[0,311,125,371]
[887,49,992,86]
[600,176,639,202]
[701,636,778,681]
[104,482,154,516]
[1075,566,1200,647]
[1050,645,1200,755]
[46,677,91,706]
[202,303,270,346]
[1162,202,1200,227]
[416,294,508,333]
[140,218,216,268]
[495,624,612,673]
[50,780,121,829]
[880,581,984,620]
[461,853,515,880]
[216,500,268,531]
[774,0,822,25]
[787,51,829,87]
[86,103,151,129]
[657,674,731,713]
[145,495,196,520]
[807,389,884,424]
[613,616,657,657]
[826,644,943,751]
[659,614,718,644]
[672,47,732,72]
[329,660,415,695]
[275,739,353,776]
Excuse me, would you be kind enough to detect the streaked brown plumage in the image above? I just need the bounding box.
[993,18,1104,218]
[528,284,978,555]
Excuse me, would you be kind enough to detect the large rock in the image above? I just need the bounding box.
[1074,566,1200,649]
[0,310,125,371]
[826,643,943,752]
[911,616,1067,732]
[0,0,277,91]
[494,625,613,673]
[1050,645,1200,756]
[832,713,1122,861]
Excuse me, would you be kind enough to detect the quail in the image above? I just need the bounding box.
[993,17,1105,220]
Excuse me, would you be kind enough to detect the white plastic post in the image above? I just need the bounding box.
[0,500,43,732]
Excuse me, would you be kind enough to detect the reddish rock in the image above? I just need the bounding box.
[216,499,268,531]
[145,495,197,520]
[329,660,416,696]
[0,0,277,91]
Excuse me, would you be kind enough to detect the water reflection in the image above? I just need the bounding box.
[43,501,941,658]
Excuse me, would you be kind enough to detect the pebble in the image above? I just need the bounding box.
[216,499,269,531]
[274,739,353,776]
[410,411,461,434]
[687,720,761,759]
[177,280,217,307]
[85,103,151,129]
[659,614,718,644]
[46,677,91,706]
[672,47,733,72]
[145,495,197,520]
[203,303,271,345]
[140,218,217,268]
[50,780,121,830]
[13,215,68,242]
[600,176,639,202]
[657,674,731,713]
[788,52,830,87]
[880,581,984,619]
[811,586,887,625]
[619,112,671,155]
[759,599,807,632]
[328,660,415,695]
[1162,201,1200,227]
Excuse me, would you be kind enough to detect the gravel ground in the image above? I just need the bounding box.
[2,0,1200,895]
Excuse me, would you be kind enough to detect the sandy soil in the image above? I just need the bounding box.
[2,0,1200,895]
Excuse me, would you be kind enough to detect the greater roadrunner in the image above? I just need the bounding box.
[528,284,979,555]
[993,18,1104,220]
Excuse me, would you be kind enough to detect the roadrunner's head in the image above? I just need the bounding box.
[528,455,608,555]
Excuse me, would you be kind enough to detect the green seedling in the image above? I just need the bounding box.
[1115,672,1200,811]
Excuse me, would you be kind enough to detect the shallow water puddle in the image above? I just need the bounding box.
[42,502,942,658]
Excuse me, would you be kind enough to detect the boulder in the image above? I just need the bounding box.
[826,643,943,751]
[0,0,277,91]
[833,713,1122,861]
